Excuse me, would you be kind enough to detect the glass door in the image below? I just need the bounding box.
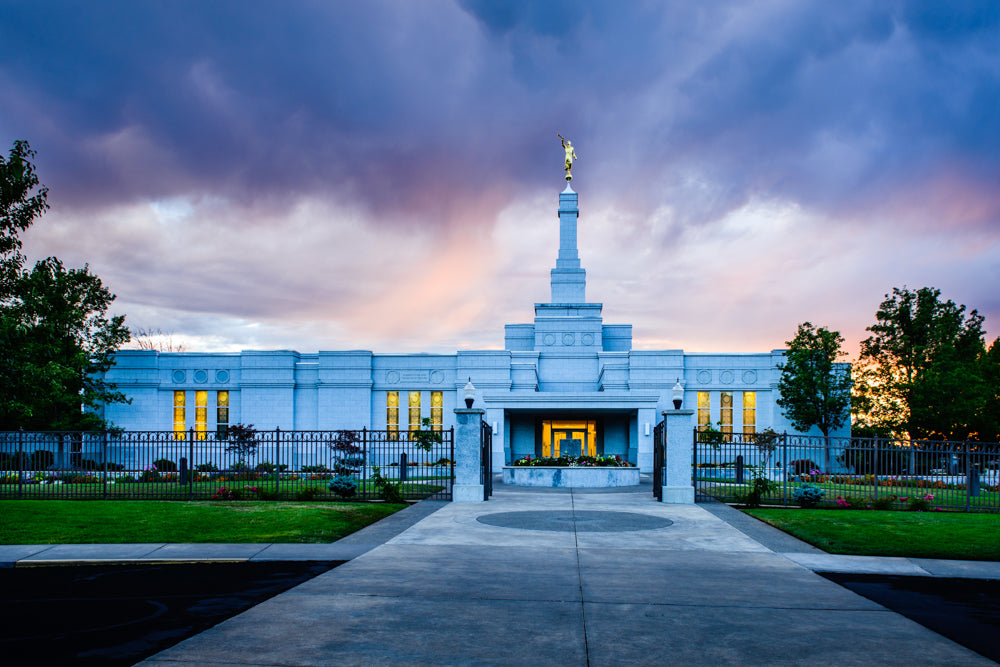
[542,420,597,457]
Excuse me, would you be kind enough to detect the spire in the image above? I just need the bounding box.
[550,183,586,303]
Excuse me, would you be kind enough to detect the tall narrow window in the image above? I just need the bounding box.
[409,391,422,434]
[387,392,399,440]
[195,390,208,440]
[217,391,230,438]
[742,392,756,435]
[720,391,733,434]
[173,391,186,440]
[431,391,443,431]
[697,392,711,429]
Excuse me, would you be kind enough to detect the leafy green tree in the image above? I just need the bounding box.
[776,322,852,439]
[0,140,130,430]
[1,140,48,297]
[970,338,1000,442]
[855,286,987,441]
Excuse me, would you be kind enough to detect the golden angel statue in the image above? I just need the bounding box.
[558,134,577,180]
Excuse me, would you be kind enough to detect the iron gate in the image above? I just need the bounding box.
[652,420,664,500]
[481,420,493,500]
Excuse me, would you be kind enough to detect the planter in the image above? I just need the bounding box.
[503,466,640,488]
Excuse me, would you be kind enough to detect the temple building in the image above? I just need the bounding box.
[103,180,848,471]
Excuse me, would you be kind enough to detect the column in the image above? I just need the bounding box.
[453,407,485,502]
[661,409,695,504]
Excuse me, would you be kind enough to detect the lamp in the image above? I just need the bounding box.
[463,378,476,408]
[671,378,684,410]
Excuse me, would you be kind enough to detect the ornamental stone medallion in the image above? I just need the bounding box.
[719,370,735,384]
[697,370,712,384]
[742,370,757,384]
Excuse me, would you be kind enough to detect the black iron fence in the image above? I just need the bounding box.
[693,431,1000,513]
[0,428,454,501]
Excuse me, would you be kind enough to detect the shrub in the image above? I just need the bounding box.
[738,464,777,508]
[371,465,404,503]
[792,483,825,508]
[140,465,161,482]
[869,495,896,510]
[0,452,27,470]
[333,456,365,475]
[906,494,934,512]
[328,475,357,499]
[294,487,321,501]
[789,459,821,475]
[211,486,242,500]
[246,485,281,500]
[152,458,177,472]
[255,461,288,473]
[835,495,865,509]
[30,450,54,470]
[301,464,330,473]
[410,417,443,452]
[195,462,219,473]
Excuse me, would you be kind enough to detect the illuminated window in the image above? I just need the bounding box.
[431,391,443,431]
[216,391,229,438]
[720,391,733,434]
[387,392,399,440]
[409,391,422,434]
[195,390,208,440]
[697,392,711,429]
[173,391,186,440]
[743,392,756,435]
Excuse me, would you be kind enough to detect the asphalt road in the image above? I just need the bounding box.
[822,573,1000,663]
[0,561,338,666]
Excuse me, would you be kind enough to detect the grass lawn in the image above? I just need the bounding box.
[0,500,406,544]
[697,479,999,511]
[745,508,1000,561]
[0,477,448,501]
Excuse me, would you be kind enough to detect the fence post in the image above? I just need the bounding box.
[275,427,281,497]
[781,432,788,507]
[188,430,194,500]
[450,426,455,488]
[362,428,368,500]
[872,438,879,502]
[17,429,24,500]
[102,430,109,500]
[965,440,971,512]
[453,407,485,502]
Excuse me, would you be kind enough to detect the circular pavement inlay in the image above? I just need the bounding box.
[476,510,673,533]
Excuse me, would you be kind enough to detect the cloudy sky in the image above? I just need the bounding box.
[2,1,998,357]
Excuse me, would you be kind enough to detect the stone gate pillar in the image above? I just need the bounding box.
[453,407,485,502]
[661,409,695,504]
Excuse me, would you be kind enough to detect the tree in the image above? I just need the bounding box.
[776,322,852,438]
[128,327,187,352]
[0,258,130,430]
[1,140,48,297]
[969,338,1000,442]
[855,286,987,441]
[0,140,130,430]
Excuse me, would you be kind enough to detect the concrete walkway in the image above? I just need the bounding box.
[100,483,998,666]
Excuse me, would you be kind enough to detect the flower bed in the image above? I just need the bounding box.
[512,454,632,467]
[504,455,639,488]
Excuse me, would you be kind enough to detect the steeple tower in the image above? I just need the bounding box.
[550,183,586,303]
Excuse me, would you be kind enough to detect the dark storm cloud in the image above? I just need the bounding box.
[2,1,998,352]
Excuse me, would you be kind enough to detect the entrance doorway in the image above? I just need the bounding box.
[541,420,598,457]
